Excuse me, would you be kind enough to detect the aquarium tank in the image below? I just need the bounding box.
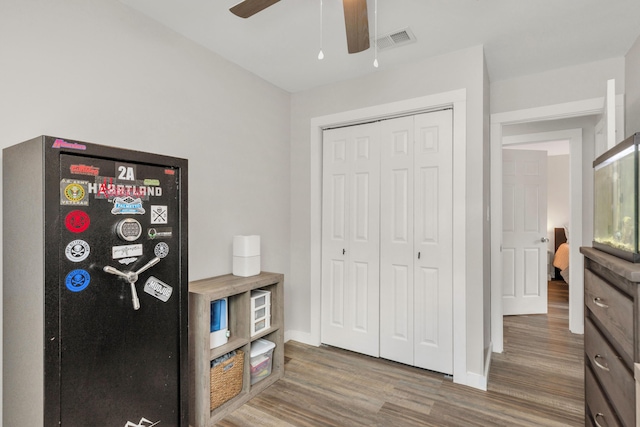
[593,133,640,262]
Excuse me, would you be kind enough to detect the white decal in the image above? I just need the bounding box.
[144,276,173,302]
[154,242,169,259]
[112,244,143,259]
[65,239,90,262]
[124,418,160,427]
[118,257,138,265]
[150,205,168,224]
[118,165,135,181]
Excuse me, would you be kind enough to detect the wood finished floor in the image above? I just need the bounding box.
[217,280,583,426]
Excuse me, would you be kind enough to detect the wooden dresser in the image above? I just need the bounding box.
[581,247,640,427]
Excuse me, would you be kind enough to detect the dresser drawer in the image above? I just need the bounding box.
[586,366,623,427]
[585,269,634,363]
[585,318,635,426]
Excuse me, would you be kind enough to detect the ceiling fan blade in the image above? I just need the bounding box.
[230,0,280,18]
[343,0,370,54]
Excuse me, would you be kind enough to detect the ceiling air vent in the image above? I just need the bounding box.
[375,27,417,51]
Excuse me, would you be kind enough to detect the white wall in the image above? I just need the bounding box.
[491,57,626,114]
[0,0,292,418]
[490,57,625,270]
[547,155,571,237]
[625,34,640,137]
[289,45,490,380]
[482,53,492,360]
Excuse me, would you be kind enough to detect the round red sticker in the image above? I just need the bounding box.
[65,210,90,233]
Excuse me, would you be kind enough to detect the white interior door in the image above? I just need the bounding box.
[379,110,453,374]
[502,149,548,315]
[321,123,380,357]
[412,110,453,374]
[379,116,415,365]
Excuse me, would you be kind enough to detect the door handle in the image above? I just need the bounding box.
[593,297,609,309]
[342,249,346,255]
[103,257,161,310]
[593,354,610,372]
[540,237,549,243]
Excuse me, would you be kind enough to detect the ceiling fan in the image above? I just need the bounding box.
[230,0,370,54]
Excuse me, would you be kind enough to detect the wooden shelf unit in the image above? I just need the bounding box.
[188,272,284,427]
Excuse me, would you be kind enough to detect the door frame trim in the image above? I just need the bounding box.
[490,98,603,353]
[309,89,469,386]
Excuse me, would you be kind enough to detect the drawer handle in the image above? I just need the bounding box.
[593,354,610,372]
[594,412,606,427]
[593,297,609,309]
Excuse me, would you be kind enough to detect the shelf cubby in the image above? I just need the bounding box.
[188,272,284,427]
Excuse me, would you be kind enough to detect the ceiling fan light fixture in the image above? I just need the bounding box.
[318,0,324,60]
[373,0,378,67]
[343,0,370,54]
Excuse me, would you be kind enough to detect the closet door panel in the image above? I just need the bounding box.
[380,117,415,365]
[322,133,350,337]
[323,109,453,374]
[415,267,439,345]
[321,124,380,358]
[413,110,453,375]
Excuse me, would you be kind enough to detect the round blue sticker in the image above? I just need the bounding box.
[65,269,90,292]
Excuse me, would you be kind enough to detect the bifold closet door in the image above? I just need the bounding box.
[379,110,453,375]
[321,123,381,357]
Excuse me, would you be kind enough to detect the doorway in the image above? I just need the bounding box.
[490,99,604,353]
[501,134,571,317]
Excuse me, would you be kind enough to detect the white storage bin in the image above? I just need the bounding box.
[250,339,275,385]
[233,235,260,257]
[250,290,271,336]
[233,255,260,277]
[232,235,261,277]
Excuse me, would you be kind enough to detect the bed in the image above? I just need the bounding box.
[553,227,569,284]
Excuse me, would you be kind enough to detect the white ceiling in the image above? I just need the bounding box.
[120,0,640,93]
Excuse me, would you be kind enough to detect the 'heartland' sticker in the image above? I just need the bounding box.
[90,177,162,201]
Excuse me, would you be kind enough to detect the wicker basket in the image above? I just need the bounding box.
[210,350,244,410]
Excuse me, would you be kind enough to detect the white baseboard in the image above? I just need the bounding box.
[284,329,320,347]
[465,342,492,391]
